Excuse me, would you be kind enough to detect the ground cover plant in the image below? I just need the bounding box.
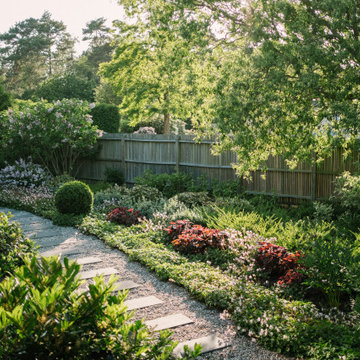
[1,172,360,359]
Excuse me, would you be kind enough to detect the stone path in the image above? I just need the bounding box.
[2,208,288,360]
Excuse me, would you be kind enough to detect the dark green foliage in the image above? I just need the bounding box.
[55,181,93,215]
[104,167,124,185]
[0,212,35,280]
[91,103,120,133]
[135,170,193,198]
[0,85,11,111]
[0,256,191,359]
[35,73,95,102]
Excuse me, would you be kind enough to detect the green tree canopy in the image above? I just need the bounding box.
[171,0,360,173]
[99,0,212,134]
[0,11,75,97]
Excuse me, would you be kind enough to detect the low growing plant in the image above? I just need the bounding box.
[107,207,144,226]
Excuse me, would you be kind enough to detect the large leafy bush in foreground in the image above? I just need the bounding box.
[0,256,197,360]
[0,212,35,280]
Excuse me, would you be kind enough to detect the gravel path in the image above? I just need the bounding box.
[2,207,290,360]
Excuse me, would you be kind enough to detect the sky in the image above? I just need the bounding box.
[0,0,126,54]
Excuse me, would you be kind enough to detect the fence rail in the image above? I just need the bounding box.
[77,133,359,201]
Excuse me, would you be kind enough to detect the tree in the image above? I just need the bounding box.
[35,72,95,102]
[100,1,212,133]
[0,12,75,97]
[82,17,111,48]
[0,84,11,111]
[172,0,360,174]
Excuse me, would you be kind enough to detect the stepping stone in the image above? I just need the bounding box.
[173,335,228,357]
[80,267,119,280]
[20,223,55,231]
[26,229,69,239]
[112,280,140,291]
[73,256,102,266]
[124,296,163,311]
[145,314,193,331]
[39,248,83,257]
[35,236,79,248]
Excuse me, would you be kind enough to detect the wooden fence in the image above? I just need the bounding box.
[77,133,360,201]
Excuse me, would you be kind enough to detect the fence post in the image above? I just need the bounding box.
[175,135,180,173]
[121,135,127,182]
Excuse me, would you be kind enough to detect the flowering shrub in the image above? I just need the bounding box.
[0,185,54,216]
[107,207,143,226]
[1,99,101,175]
[0,158,50,187]
[133,127,156,134]
[255,241,305,286]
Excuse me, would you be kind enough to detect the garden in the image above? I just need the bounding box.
[0,99,360,359]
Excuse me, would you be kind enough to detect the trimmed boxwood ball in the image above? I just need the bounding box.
[55,181,94,215]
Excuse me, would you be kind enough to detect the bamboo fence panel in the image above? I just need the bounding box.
[77,133,359,201]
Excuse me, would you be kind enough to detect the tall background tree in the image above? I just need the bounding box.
[99,0,212,133]
[0,11,75,98]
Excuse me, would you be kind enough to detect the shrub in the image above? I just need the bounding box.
[135,170,194,198]
[0,212,35,280]
[210,178,241,198]
[0,99,101,175]
[254,241,305,286]
[313,201,334,222]
[46,173,75,191]
[0,158,50,187]
[164,220,193,241]
[173,192,211,208]
[171,225,229,254]
[333,171,360,213]
[107,207,143,226]
[55,181,93,215]
[90,103,120,133]
[133,126,157,134]
[128,185,163,202]
[104,167,124,185]
[0,256,192,359]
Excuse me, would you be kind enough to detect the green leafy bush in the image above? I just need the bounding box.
[173,192,211,208]
[0,84,12,112]
[46,173,75,191]
[128,185,163,202]
[55,181,93,215]
[0,256,193,359]
[104,167,125,185]
[135,170,193,198]
[0,212,35,280]
[91,103,120,133]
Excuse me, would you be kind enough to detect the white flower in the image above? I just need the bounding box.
[89,102,96,109]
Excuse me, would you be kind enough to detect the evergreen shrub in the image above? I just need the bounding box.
[55,181,93,215]
[91,103,120,133]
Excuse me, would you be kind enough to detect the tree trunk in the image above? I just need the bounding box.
[163,112,170,134]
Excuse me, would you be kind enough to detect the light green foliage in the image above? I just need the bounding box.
[55,181,94,215]
[0,256,194,359]
[1,99,100,175]
[175,0,360,174]
[172,192,211,208]
[333,171,360,212]
[0,212,35,280]
[91,103,121,133]
[100,1,211,133]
